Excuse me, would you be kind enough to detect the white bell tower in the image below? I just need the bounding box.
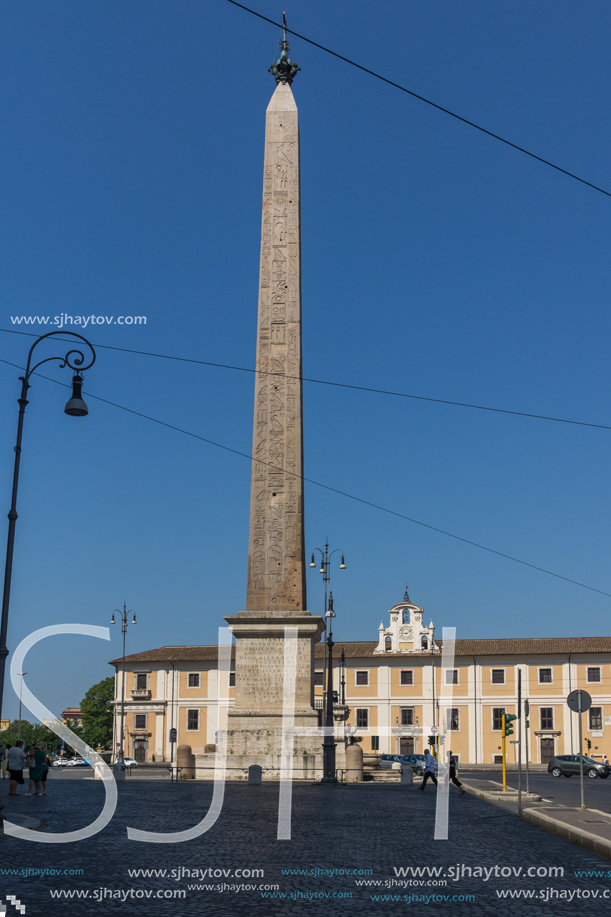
[374,586,437,654]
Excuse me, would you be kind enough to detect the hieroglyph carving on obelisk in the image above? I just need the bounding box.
[246,78,305,613]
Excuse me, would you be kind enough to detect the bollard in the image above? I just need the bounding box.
[401,765,414,785]
[248,764,262,785]
[346,743,364,783]
[176,744,194,779]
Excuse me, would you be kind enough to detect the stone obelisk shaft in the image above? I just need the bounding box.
[246,82,305,613]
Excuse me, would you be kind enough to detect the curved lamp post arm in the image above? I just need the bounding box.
[0,331,96,732]
[22,330,96,382]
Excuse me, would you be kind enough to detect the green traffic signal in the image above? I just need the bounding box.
[504,713,517,736]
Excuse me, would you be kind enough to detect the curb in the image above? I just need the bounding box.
[462,783,542,803]
[521,807,611,861]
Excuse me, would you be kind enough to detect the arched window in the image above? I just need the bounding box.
[421,636,428,650]
[402,608,410,624]
[385,636,392,652]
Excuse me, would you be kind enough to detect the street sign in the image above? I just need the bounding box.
[567,690,592,713]
[567,690,591,809]
[431,726,438,734]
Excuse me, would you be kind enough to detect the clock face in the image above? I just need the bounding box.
[400,626,413,640]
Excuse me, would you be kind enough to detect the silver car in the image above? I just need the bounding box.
[548,754,610,779]
[380,753,426,775]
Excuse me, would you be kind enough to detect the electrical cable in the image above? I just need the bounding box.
[0,355,608,600]
[226,0,611,199]
[1,327,608,431]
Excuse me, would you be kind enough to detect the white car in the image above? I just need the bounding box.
[123,757,138,768]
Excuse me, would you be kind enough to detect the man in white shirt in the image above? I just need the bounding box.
[7,740,26,796]
[420,747,438,791]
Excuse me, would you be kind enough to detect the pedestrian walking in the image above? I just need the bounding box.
[420,747,438,791]
[7,740,26,795]
[25,743,45,796]
[603,754,609,766]
[449,751,466,794]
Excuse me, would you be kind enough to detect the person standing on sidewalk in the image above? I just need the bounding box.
[420,747,438,791]
[41,751,50,796]
[7,740,26,795]
[1,744,11,779]
[449,751,466,794]
[25,743,45,796]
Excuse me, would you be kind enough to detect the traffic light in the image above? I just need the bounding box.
[503,714,517,737]
[586,738,592,751]
[427,736,436,747]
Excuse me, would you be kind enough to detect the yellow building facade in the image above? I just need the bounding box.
[111,592,611,767]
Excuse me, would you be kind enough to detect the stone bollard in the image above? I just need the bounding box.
[248,764,262,785]
[346,743,364,783]
[176,744,194,779]
[401,765,414,785]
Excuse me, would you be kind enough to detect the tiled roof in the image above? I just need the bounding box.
[322,637,611,659]
[111,636,611,666]
[109,645,236,666]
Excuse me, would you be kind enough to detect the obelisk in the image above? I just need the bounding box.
[246,53,305,612]
[224,34,324,769]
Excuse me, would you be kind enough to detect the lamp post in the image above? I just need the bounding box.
[340,650,346,706]
[111,603,136,777]
[17,671,27,741]
[0,331,95,824]
[309,541,345,708]
[321,591,337,783]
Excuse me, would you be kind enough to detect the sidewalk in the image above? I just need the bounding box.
[462,775,611,860]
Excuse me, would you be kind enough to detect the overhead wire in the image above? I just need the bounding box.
[1,327,608,432]
[0,354,609,600]
[225,0,611,199]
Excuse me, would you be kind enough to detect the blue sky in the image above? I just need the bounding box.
[1,0,610,721]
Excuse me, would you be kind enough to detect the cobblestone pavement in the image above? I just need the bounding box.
[2,779,611,916]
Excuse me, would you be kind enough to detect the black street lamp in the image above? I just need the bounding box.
[0,331,95,825]
[111,603,136,775]
[321,591,337,783]
[17,671,27,741]
[340,650,346,706]
[309,541,345,709]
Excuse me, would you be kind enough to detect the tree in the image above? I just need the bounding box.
[80,677,114,750]
[0,720,63,754]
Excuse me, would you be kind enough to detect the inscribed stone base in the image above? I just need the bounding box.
[194,751,323,781]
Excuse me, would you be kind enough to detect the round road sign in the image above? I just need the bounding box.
[567,689,592,712]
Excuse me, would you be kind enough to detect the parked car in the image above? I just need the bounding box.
[52,758,69,767]
[115,755,138,767]
[380,753,426,775]
[66,757,91,767]
[548,755,610,779]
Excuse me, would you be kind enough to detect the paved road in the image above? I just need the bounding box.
[462,768,611,812]
[3,778,611,916]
